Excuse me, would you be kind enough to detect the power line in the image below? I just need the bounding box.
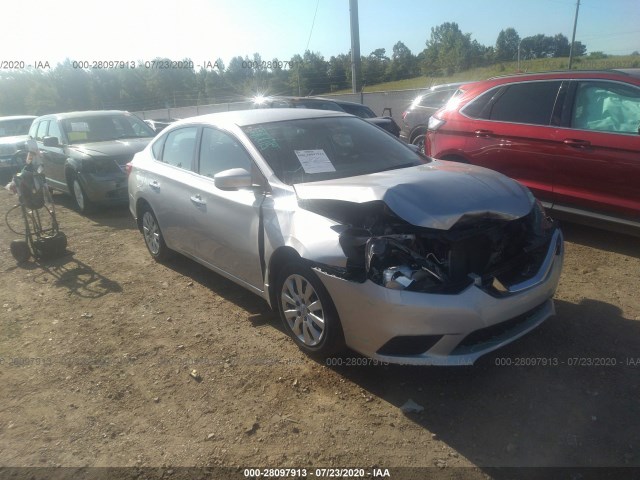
[305,0,320,52]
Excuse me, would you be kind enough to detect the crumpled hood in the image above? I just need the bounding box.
[293,161,534,230]
[70,138,152,157]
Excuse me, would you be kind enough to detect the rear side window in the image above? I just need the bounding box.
[572,81,640,135]
[160,127,198,170]
[465,81,562,126]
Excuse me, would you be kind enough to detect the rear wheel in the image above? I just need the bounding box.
[141,206,171,261]
[276,261,345,357]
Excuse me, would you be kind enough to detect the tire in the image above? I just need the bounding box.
[10,239,31,263]
[140,206,171,261]
[411,133,426,155]
[276,261,345,357]
[71,175,94,214]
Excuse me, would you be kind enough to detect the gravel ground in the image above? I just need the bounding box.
[0,189,639,479]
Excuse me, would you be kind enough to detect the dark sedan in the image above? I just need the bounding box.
[253,95,401,137]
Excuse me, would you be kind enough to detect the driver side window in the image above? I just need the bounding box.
[198,128,252,179]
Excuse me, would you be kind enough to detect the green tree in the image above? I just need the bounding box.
[423,22,473,75]
[288,51,329,96]
[495,28,520,62]
[387,41,417,81]
[362,48,390,86]
[327,54,350,91]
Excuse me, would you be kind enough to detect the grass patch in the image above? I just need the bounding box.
[335,55,640,93]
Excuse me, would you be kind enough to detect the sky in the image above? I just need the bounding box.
[2,0,639,70]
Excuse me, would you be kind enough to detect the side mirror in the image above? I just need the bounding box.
[214,168,252,190]
[42,136,60,148]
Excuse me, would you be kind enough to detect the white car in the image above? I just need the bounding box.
[128,108,563,366]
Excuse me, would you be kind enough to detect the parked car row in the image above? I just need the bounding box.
[12,71,639,365]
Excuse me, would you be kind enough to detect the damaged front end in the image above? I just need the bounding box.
[300,198,559,296]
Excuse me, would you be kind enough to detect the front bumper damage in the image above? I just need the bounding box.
[315,228,563,365]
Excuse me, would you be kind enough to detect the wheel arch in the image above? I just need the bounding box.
[266,246,304,310]
[135,197,153,231]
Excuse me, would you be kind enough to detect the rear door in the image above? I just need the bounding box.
[554,79,640,221]
[144,126,200,254]
[460,80,565,205]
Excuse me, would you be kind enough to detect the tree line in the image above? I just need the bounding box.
[0,24,592,115]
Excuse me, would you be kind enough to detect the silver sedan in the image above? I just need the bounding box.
[128,109,563,366]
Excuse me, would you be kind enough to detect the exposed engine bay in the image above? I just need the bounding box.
[300,199,557,295]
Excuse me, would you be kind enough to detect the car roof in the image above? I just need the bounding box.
[173,108,352,128]
[453,69,640,96]
[487,69,640,83]
[0,115,37,121]
[34,110,133,120]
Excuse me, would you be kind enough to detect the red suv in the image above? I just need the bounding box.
[426,69,640,233]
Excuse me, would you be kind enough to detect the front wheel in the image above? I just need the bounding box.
[141,207,171,261]
[71,176,93,213]
[276,261,345,357]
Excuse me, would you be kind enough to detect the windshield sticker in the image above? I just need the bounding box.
[70,121,90,132]
[294,149,336,174]
[67,131,88,141]
[246,126,279,151]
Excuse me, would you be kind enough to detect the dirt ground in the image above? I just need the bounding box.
[0,188,639,479]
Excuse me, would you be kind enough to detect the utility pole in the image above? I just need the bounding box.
[568,0,580,69]
[349,0,361,93]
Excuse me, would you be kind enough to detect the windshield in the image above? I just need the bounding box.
[0,118,34,137]
[61,114,155,144]
[242,116,425,185]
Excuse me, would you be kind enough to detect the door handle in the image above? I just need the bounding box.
[190,194,206,206]
[474,129,493,138]
[149,180,160,190]
[563,139,591,148]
